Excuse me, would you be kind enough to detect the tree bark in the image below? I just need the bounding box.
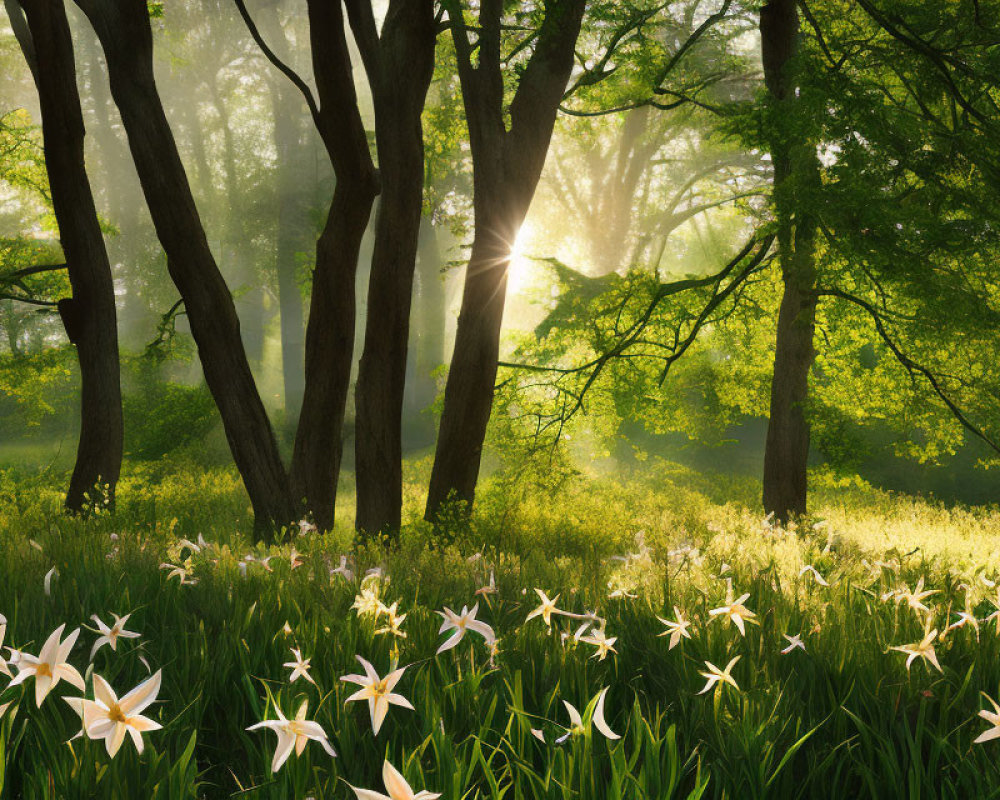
[288,0,378,530]
[352,0,436,536]
[15,0,123,512]
[425,0,586,521]
[73,0,296,536]
[760,0,819,523]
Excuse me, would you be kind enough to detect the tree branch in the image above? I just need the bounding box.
[232,0,322,131]
[818,286,1000,455]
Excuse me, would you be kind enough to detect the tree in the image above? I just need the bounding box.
[72,0,297,536]
[425,0,587,521]
[8,0,123,511]
[759,0,821,522]
[351,0,437,535]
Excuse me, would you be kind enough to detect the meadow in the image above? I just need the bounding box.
[1,460,999,799]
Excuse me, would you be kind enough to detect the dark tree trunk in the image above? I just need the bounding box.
[760,0,819,523]
[288,0,378,530]
[74,0,296,537]
[15,0,123,512]
[425,0,586,521]
[352,0,436,536]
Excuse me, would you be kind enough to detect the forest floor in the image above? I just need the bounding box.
[1,460,999,798]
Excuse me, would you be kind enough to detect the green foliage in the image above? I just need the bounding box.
[122,362,218,462]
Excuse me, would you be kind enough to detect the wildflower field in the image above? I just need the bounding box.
[2,462,1000,799]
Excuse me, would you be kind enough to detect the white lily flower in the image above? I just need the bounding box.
[799,565,829,586]
[332,555,354,582]
[9,624,85,706]
[556,686,620,742]
[90,613,140,660]
[781,633,806,654]
[475,570,497,597]
[375,602,408,640]
[0,613,9,677]
[247,699,336,772]
[525,589,561,626]
[283,648,316,685]
[340,655,413,735]
[898,578,938,615]
[975,693,1000,744]
[44,567,58,596]
[580,629,617,661]
[890,625,943,673]
[697,656,741,695]
[65,671,163,757]
[436,603,495,654]
[656,607,693,650]
[348,759,440,800]
[708,583,758,636]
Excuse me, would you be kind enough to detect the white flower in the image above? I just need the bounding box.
[332,555,354,582]
[9,624,85,706]
[579,629,617,661]
[974,693,1000,744]
[708,583,758,636]
[65,671,163,757]
[0,613,9,677]
[348,759,440,800]
[44,567,58,596]
[90,613,140,660]
[890,626,942,673]
[436,603,495,654]
[656,607,692,650]
[284,648,316,685]
[340,656,413,735]
[697,656,741,695]
[781,633,806,654]
[556,687,619,742]
[799,565,829,586]
[247,700,336,772]
[525,590,561,626]
[475,570,497,597]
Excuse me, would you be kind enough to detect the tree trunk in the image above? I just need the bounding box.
[425,0,586,521]
[760,0,819,523]
[288,0,379,530]
[426,200,516,517]
[16,0,123,512]
[290,190,374,529]
[74,0,296,537]
[353,0,436,536]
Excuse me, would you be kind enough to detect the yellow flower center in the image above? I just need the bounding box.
[36,663,52,678]
[108,704,128,723]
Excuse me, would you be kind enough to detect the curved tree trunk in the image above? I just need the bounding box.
[425,0,586,521]
[74,0,296,537]
[15,0,123,512]
[760,0,820,524]
[287,0,379,530]
[353,0,436,536]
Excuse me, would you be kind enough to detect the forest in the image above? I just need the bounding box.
[1,0,1000,797]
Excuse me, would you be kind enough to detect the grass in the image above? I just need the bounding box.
[1,458,1000,798]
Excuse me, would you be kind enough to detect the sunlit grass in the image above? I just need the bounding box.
[1,461,1000,798]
